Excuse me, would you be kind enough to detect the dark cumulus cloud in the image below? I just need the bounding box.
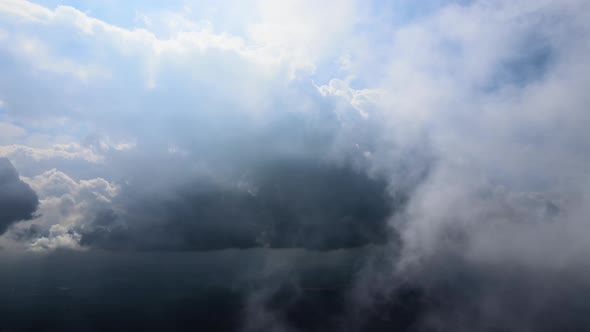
[0,158,38,234]
[79,159,399,251]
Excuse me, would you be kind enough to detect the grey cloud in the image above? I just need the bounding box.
[68,95,420,251]
[0,157,38,234]
[79,158,399,251]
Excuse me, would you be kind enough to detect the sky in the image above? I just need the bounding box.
[1,0,590,331]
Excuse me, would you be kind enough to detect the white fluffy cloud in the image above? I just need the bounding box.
[368,0,590,276]
[0,168,118,251]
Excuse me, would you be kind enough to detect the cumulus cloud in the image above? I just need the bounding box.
[0,157,38,234]
[3,168,118,251]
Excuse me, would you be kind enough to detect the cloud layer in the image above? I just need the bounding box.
[0,0,590,331]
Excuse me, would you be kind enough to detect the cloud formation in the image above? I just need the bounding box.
[0,157,38,234]
[0,0,589,331]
